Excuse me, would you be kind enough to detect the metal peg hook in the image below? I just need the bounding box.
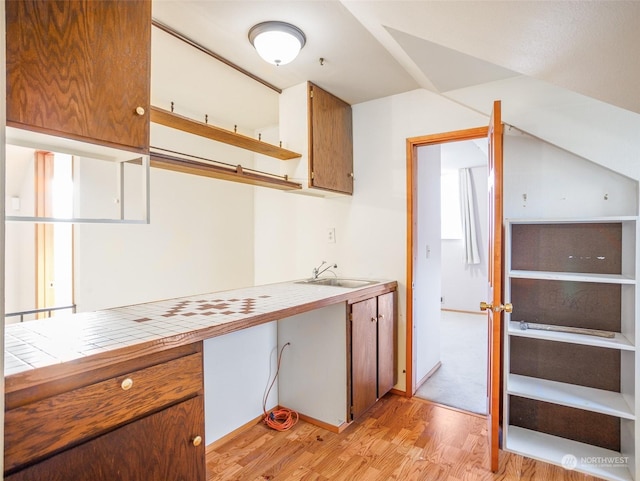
[205,114,208,124]
[234,125,237,133]
[171,101,174,113]
[258,133,262,141]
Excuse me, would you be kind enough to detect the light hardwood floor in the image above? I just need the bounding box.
[206,394,602,481]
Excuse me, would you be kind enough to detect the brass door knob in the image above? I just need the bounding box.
[121,378,134,391]
[501,303,513,313]
[480,301,493,311]
[192,435,202,447]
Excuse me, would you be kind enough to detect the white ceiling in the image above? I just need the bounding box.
[152,0,640,114]
[151,0,640,177]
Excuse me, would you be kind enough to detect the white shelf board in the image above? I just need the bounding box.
[506,426,634,481]
[508,321,635,351]
[509,270,636,284]
[507,374,635,419]
[6,125,143,162]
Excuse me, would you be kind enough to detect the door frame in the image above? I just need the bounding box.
[405,126,488,396]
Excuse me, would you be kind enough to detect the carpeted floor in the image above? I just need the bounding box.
[414,310,488,414]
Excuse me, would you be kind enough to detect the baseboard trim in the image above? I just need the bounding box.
[206,407,273,453]
[206,405,350,453]
[415,361,442,390]
[413,396,487,419]
[295,410,350,433]
[390,387,408,398]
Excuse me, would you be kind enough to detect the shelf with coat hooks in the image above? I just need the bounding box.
[150,105,302,161]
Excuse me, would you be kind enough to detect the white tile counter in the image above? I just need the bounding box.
[4,279,397,392]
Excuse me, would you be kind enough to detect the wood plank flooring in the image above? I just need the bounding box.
[206,394,603,481]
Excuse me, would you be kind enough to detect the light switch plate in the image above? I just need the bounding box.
[327,227,336,243]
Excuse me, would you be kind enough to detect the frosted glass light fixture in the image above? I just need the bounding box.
[249,21,306,66]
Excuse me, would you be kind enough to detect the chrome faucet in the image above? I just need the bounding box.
[312,260,337,279]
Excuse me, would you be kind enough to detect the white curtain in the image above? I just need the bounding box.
[460,168,480,265]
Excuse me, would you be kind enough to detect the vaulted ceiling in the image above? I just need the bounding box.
[151,1,640,177]
[152,1,639,113]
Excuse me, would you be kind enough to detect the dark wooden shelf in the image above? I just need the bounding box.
[150,107,301,161]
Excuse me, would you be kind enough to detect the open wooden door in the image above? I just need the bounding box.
[481,100,507,472]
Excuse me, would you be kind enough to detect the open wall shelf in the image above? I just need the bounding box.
[150,107,301,161]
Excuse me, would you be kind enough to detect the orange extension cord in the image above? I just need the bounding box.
[262,342,299,431]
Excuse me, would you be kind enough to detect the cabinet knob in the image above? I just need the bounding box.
[348,172,354,178]
[135,106,145,116]
[121,378,134,391]
[371,317,377,323]
[192,435,203,447]
[379,314,384,320]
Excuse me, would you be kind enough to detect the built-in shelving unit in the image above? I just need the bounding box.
[503,218,638,481]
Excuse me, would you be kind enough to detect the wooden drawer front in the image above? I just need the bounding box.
[5,352,202,472]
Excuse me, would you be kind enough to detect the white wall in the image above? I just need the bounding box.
[254,88,489,393]
[4,152,35,316]
[503,127,638,219]
[74,166,255,311]
[203,321,278,443]
[413,145,442,386]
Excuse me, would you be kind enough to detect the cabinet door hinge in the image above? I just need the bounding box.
[349,313,353,322]
[309,88,314,99]
[311,171,315,180]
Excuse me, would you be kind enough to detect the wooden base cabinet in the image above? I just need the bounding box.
[350,291,397,420]
[4,344,205,481]
[6,396,205,481]
[503,219,638,481]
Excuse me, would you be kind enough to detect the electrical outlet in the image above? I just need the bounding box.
[327,227,336,243]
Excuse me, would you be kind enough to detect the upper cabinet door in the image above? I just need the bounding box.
[308,82,354,195]
[6,0,151,153]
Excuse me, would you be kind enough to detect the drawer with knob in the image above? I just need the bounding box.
[5,351,203,472]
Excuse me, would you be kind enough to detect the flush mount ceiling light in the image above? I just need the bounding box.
[248,21,306,66]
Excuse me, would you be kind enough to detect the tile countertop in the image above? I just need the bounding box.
[4,279,397,392]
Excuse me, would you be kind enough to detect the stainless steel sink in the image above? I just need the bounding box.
[296,278,378,288]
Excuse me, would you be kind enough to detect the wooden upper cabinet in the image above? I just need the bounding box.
[308,82,354,195]
[6,0,151,153]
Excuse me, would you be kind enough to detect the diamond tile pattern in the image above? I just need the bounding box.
[4,282,367,376]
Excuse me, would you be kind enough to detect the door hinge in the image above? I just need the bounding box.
[310,88,314,98]
[311,171,315,180]
[349,313,353,322]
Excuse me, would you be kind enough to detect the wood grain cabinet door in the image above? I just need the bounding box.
[351,297,378,419]
[5,396,206,481]
[308,82,354,195]
[377,291,397,398]
[6,0,151,153]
